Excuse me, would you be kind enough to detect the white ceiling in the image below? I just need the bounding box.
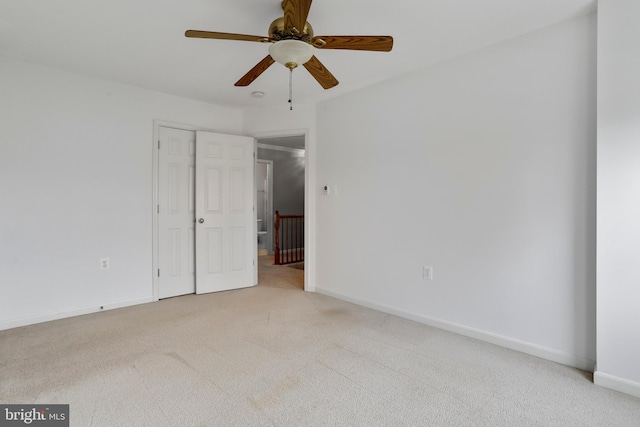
[0,0,596,109]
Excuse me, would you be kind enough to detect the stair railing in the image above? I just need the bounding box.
[274,211,304,265]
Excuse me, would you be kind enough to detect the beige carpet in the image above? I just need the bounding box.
[286,262,304,271]
[1,261,639,426]
[257,255,303,290]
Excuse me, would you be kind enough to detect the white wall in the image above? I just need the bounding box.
[243,104,317,291]
[315,13,597,370]
[0,57,243,329]
[243,104,315,138]
[595,0,640,397]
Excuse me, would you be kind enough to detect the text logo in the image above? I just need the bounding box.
[0,405,68,427]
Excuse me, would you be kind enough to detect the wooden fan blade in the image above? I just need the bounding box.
[283,0,313,32]
[312,36,393,52]
[185,30,271,43]
[303,56,339,90]
[235,56,275,87]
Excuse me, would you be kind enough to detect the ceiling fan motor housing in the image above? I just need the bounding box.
[269,17,314,42]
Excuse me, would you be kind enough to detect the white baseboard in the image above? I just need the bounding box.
[315,287,595,372]
[594,371,640,398]
[0,297,154,331]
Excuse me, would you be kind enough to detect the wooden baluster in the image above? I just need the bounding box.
[289,217,292,264]
[274,211,280,265]
[297,217,301,263]
[288,217,291,264]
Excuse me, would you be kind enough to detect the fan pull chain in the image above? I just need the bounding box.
[288,68,293,111]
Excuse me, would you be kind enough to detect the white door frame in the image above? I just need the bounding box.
[256,159,274,254]
[251,128,314,292]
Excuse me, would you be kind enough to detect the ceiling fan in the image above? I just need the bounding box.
[185,0,393,91]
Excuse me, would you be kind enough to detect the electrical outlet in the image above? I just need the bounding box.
[100,258,110,270]
[423,265,433,281]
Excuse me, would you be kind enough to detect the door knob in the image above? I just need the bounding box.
[198,218,205,224]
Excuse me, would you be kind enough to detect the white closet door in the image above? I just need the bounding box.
[158,127,196,299]
[195,131,256,294]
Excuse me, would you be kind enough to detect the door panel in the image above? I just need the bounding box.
[205,166,223,213]
[206,228,223,274]
[195,131,256,294]
[231,227,247,271]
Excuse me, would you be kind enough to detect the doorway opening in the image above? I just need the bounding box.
[255,135,306,290]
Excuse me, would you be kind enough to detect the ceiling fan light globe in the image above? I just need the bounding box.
[269,40,314,69]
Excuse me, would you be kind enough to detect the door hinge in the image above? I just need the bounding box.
[158,140,160,149]
[157,269,160,277]
[157,204,160,214]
